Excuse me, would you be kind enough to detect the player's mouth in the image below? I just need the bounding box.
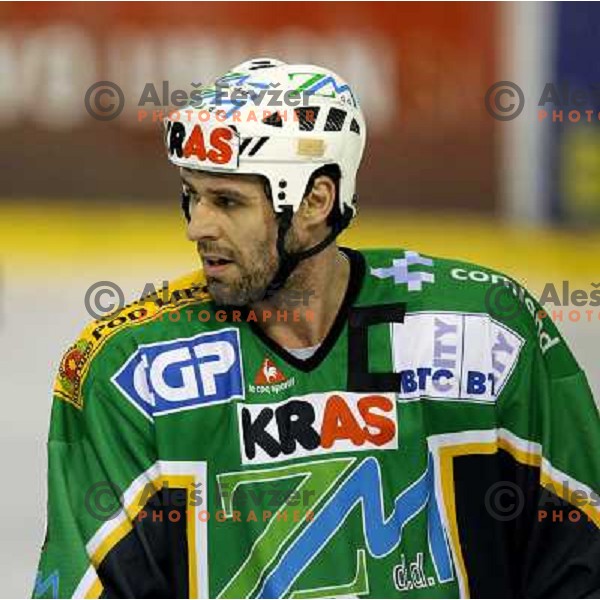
[202,255,235,277]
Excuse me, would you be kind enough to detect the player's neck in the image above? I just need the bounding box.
[249,244,350,349]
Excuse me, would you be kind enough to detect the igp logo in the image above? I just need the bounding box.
[112,329,244,418]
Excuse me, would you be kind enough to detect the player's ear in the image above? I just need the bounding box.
[298,175,336,229]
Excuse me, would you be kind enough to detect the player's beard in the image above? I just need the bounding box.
[204,237,279,306]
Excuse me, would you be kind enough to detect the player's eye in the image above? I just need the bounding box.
[215,194,238,208]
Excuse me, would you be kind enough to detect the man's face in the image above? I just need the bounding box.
[181,168,280,305]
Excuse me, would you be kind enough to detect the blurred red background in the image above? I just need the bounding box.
[0,2,497,211]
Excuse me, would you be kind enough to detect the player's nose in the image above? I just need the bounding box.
[186,198,222,242]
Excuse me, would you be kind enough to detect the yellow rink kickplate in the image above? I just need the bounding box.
[1,203,598,290]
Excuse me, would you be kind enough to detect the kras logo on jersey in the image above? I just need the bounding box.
[112,328,244,418]
[238,392,398,465]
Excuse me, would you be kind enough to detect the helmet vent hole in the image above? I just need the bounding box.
[295,107,320,131]
[248,136,269,156]
[350,118,361,134]
[239,137,253,154]
[262,112,283,127]
[248,60,278,70]
[324,107,347,132]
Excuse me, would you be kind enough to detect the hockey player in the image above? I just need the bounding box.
[33,58,599,598]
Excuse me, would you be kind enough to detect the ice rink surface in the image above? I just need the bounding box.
[1,208,598,597]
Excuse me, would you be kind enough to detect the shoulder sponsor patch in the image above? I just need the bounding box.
[391,311,524,403]
[112,328,244,419]
[54,339,94,408]
[451,267,562,355]
[53,271,210,409]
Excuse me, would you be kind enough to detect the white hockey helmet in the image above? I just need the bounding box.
[164,57,367,228]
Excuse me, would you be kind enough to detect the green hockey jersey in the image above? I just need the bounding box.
[33,247,600,598]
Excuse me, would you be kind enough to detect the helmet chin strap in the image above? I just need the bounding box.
[262,204,353,300]
[181,189,354,303]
